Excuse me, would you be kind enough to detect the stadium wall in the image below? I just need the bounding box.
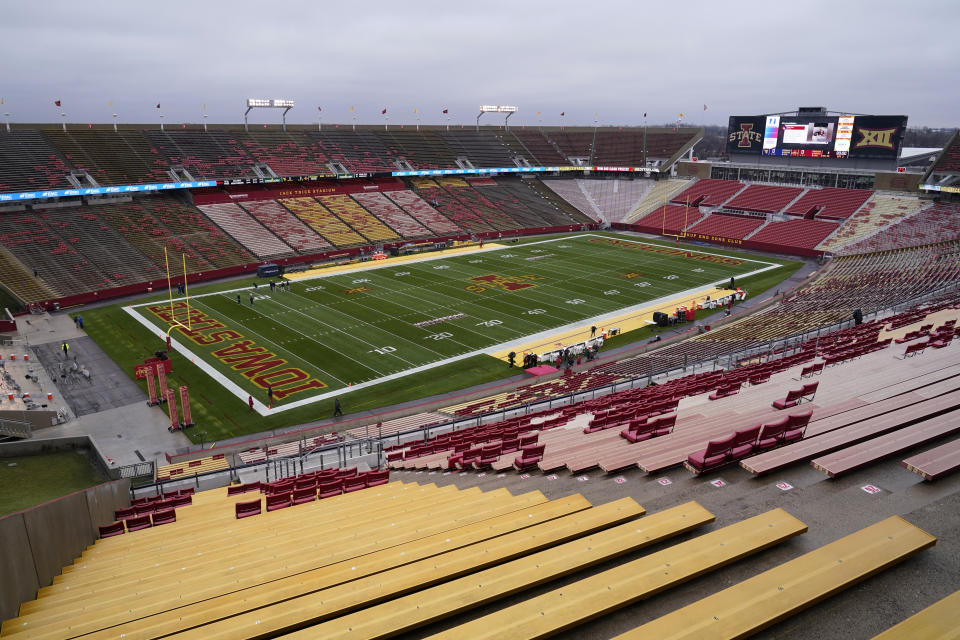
[675,161,711,178]
[191,179,407,205]
[873,171,923,192]
[0,478,130,623]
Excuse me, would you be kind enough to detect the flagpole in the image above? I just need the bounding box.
[202,103,208,132]
[643,111,647,168]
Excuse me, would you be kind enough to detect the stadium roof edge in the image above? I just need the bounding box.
[0,122,704,133]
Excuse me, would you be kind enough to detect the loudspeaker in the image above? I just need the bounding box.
[853,309,863,325]
[653,312,668,327]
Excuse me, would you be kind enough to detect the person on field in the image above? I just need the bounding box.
[334,397,343,417]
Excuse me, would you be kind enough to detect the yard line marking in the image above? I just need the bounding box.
[123,233,782,414]
[194,296,361,382]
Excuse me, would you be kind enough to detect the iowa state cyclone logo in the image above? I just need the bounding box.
[466,273,544,294]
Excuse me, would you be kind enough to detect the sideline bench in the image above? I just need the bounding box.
[615,516,936,640]
[742,393,960,476]
[902,437,960,481]
[811,411,960,477]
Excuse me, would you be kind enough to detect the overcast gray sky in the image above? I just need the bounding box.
[2,0,958,128]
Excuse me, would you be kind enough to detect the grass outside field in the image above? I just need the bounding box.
[0,451,105,517]
[78,232,802,442]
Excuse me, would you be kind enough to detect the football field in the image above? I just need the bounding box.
[126,234,780,413]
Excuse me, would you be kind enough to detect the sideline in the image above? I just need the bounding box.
[123,234,780,415]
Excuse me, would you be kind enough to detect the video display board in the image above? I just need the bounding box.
[727,113,907,159]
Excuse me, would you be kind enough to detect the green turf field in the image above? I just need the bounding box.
[78,232,801,441]
[125,233,778,411]
[0,451,105,517]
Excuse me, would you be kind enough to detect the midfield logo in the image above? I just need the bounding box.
[342,286,370,294]
[466,273,544,294]
[729,123,762,148]
[854,127,898,150]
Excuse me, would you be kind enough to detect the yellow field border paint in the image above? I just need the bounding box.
[283,243,506,280]
[489,286,728,361]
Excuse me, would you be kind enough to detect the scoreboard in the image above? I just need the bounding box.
[727,112,907,160]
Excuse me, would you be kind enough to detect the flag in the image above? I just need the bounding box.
[1,98,4,105]
[108,100,113,107]
[156,103,160,109]
[643,112,647,118]
[413,108,418,114]
[54,100,61,107]
[560,111,565,116]
[703,104,707,111]
[536,111,541,116]
[678,113,684,118]
[381,108,387,115]
[442,108,448,114]
[317,106,321,111]
[349,105,354,112]
[202,103,206,111]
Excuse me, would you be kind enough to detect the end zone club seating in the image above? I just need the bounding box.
[746,218,839,251]
[632,204,703,234]
[785,186,873,220]
[670,178,744,207]
[684,213,766,241]
[724,184,804,214]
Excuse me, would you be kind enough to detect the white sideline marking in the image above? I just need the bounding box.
[122,234,780,415]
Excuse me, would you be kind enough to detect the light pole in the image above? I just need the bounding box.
[244,98,295,132]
